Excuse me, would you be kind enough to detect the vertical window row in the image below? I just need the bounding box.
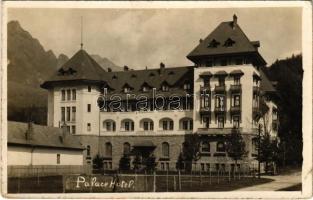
[61,89,76,101]
[61,106,76,122]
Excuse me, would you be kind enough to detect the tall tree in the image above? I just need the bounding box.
[92,154,104,170]
[225,128,247,166]
[144,154,157,172]
[132,153,142,171]
[119,154,131,171]
[182,134,201,172]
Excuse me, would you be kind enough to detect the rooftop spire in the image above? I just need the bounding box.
[232,14,237,29]
[80,16,83,49]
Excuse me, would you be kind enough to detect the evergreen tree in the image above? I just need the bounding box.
[145,154,157,172]
[182,134,201,172]
[92,154,104,170]
[176,152,185,171]
[132,153,141,171]
[119,154,131,171]
[225,128,246,166]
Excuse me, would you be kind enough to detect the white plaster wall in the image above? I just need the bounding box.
[51,85,100,136]
[8,146,32,165]
[32,148,83,165]
[99,110,193,136]
[80,85,101,136]
[8,146,83,166]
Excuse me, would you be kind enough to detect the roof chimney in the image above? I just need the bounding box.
[25,121,34,140]
[232,14,237,29]
[124,65,129,71]
[107,67,112,72]
[199,38,203,43]
[160,62,165,69]
[61,125,69,143]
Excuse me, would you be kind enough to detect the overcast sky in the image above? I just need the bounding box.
[8,7,302,69]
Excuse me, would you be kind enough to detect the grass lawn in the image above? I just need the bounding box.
[8,175,273,193]
[155,176,273,192]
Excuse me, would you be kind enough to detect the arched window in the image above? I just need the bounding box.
[121,119,134,131]
[159,118,174,131]
[162,142,170,158]
[140,118,154,131]
[105,142,112,157]
[180,118,193,130]
[201,141,210,153]
[216,141,225,152]
[123,142,131,155]
[103,120,116,132]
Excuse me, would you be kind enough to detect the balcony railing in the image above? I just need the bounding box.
[214,85,226,93]
[200,85,211,92]
[214,107,226,113]
[253,86,260,93]
[230,106,241,113]
[200,107,211,114]
[230,84,242,93]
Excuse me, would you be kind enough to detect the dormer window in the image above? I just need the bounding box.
[183,82,191,90]
[142,87,148,92]
[149,72,155,77]
[131,74,137,78]
[208,39,220,48]
[123,83,133,93]
[224,38,235,47]
[168,71,175,75]
[162,84,169,92]
[112,75,117,80]
[124,87,130,93]
[141,82,151,92]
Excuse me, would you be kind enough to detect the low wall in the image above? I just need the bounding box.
[7,165,92,177]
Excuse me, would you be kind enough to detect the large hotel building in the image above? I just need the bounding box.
[41,15,278,172]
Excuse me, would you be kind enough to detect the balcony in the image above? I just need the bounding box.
[200,107,211,115]
[230,106,241,114]
[200,85,211,93]
[197,127,243,135]
[230,84,242,93]
[214,85,226,94]
[252,106,260,119]
[214,106,226,114]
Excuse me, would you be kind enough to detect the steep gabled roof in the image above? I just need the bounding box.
[8,121,84,150]
[259,69,276,93]
[187,21,257,57]
[187,18,266,65]
[101,66,194,98]
[41,49,106,88]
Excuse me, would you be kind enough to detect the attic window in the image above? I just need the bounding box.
[149,73,155,77]
[224,38,235,47]
[142,86,149,92]
[58,68,77,76]
[112,75,117,80]
[124,87,130,93]
[161,83,169,92]
[131,74,137,78]
[208,39,220,48]
[123,84,132,93]
[183,82,191,90]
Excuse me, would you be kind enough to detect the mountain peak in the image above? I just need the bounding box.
[90,54,122,71]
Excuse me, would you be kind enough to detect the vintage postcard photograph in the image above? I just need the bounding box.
[1,1,312,199]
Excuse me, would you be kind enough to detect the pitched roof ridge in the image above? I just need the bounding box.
[103,65,193,74]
